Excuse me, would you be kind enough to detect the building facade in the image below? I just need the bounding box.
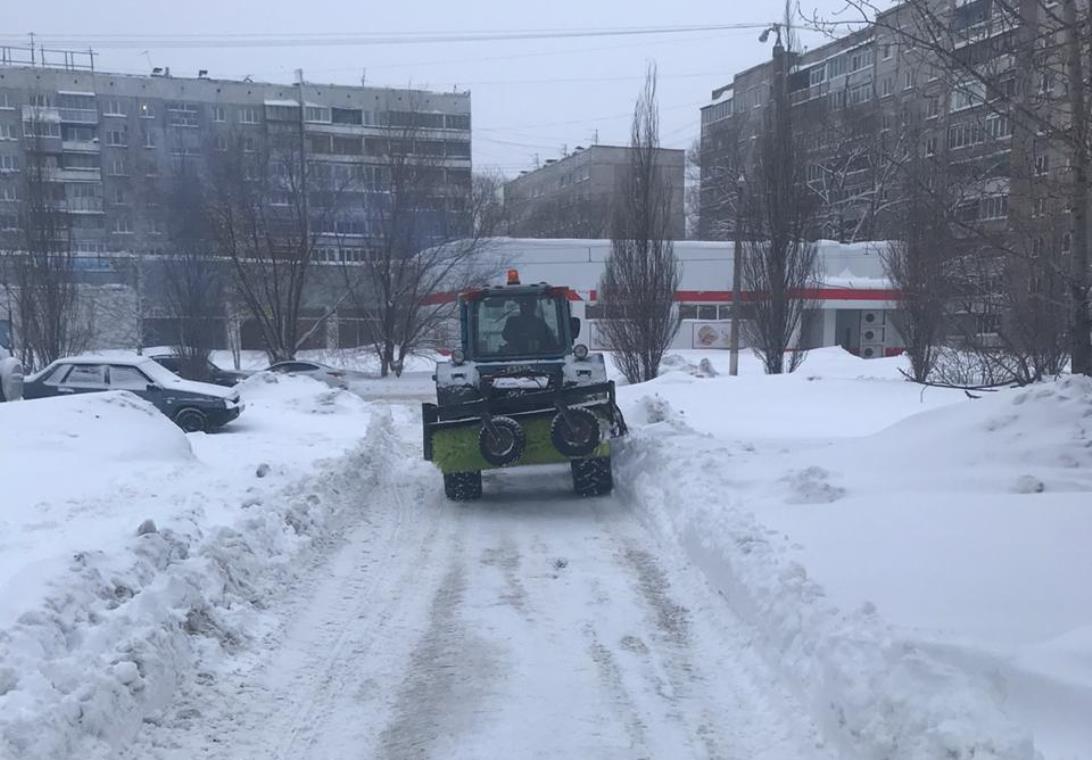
[698,0,1081,257]
[503,145,686,240]
[0,47,472,265]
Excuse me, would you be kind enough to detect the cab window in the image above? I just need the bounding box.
[62,364,107,389]
[109,365,151,391]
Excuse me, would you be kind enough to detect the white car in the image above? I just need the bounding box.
[0,345,23,402]
[264,360,358,390]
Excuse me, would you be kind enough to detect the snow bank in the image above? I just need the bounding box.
[616,421,1037,760]
[611,364,1091,759]
[0,384,386,759]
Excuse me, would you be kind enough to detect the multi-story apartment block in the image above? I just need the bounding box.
[698,0,1081,254]
[503,145,686,240]
[0,47,472,266]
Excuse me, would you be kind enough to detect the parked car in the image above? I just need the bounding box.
[264,360,355,389]
[0,344,23,402]
[149,353,251,387]
[23,355,244,432]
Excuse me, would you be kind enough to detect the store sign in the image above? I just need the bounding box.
[691,321,731,349]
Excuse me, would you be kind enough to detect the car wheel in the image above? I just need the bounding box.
[174,407,209,433]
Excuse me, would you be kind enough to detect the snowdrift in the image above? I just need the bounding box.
[0,387,385,760]
[610,369,1092,760]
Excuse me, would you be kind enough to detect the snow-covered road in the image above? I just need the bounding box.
[115,404,828,760]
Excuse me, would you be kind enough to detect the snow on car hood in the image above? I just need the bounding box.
[139,360,238,399]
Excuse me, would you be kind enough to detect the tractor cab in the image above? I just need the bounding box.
[423,270,626,501]
[458,270,582,365]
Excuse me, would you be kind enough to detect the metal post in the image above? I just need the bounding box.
[729,174,744,376]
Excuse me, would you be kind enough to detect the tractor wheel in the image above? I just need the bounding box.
[478,416,526,467]
[443,471,483,501]
[551,407,601,457]
[571,456,613,497]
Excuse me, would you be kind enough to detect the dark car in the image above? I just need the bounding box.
[150,353,251,387]
[23,355,244,432]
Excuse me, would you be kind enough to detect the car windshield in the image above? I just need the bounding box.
[472,293,564,359]
[139,358,186,385]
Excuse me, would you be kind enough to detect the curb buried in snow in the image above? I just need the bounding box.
[0,407,401,760]
[613,420,1037,760]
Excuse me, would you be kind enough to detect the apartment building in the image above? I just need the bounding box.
[503,144,686,240]
[697,0,1078,253]
[0,46,472,267]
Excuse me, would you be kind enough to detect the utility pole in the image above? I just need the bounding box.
[296,68,309,239]
[729,174,744,376]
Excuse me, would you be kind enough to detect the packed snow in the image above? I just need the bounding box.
[1,345,1088,759]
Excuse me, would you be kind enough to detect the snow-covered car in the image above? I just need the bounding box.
[149,353,252,387]
[262,360,357,390]
[23,355,244,432]
[0,344,23,402]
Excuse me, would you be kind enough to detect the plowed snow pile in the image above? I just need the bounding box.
[0,380,376,760]
[617,350,1092,760]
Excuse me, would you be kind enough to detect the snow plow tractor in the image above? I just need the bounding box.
[422,270,626,501]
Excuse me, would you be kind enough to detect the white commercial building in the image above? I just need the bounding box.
[471,238,902,358]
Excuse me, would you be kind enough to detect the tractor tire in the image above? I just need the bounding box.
[174,407,209,433]
[444,471,483,501]
[551,407,601,457]
[571,456,613,497]
[478,416,526,467]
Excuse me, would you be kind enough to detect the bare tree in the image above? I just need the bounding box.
[342,101,500,376]
[741,34,821,374]
[204,124,335,362]
[0,110,89,369]
[158,167,225,380]
[598,64,682,384]
[827,0,1091,375]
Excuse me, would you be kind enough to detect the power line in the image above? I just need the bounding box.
[1,22,774,50]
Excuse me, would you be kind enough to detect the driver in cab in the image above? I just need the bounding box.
[502,299,557,355]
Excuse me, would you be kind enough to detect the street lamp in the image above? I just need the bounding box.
[729,173,745,376]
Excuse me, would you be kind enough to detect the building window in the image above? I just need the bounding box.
[0,123,15,141]
[106,129,127,147]
[809,66,826,87]
[0,184,16,201]
[881,77,893,97]
[29,93,51,108]
[950,81,985,112]
[112,216,132,234]
[143,129,157,149]
[167,103,199,128]
[215,133,228,152]
[23,120,61,138]
[109,158,128,176]
[103,99,126,117]
[927,97,940,119]
[0,91,13,110]
[213,105,226,122]
[113,186,126,204]
[139,102,155,119]
[305,106,331,123]
[882,43,893,60]
[903,70,914,91]
[925,137,937,156]
[239,106,260,124]
[0,155,20,172]
[980,194,1008,221]
[985,113,1010,140]
[1035,153,1050,175]
[242,135,256,153]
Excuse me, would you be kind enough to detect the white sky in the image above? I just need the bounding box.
[4,0,858,175]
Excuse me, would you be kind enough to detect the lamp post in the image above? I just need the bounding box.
[729,173,745,376]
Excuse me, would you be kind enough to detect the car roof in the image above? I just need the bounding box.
[54,354,153,366]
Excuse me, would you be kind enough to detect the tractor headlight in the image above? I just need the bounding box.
[451,349,466,365]
[573,343,589,360]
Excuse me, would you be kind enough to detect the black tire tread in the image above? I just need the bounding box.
[571,456,613,497]
[174,407,209,433]
[444,471,483,501]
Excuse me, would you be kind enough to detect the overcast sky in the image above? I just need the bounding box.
[5,0,857,175]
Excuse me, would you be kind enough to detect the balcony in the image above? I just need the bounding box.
[63,139,100,153]
[58,107,99,125]
[62,197,105,214]
[47,167,102,182]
